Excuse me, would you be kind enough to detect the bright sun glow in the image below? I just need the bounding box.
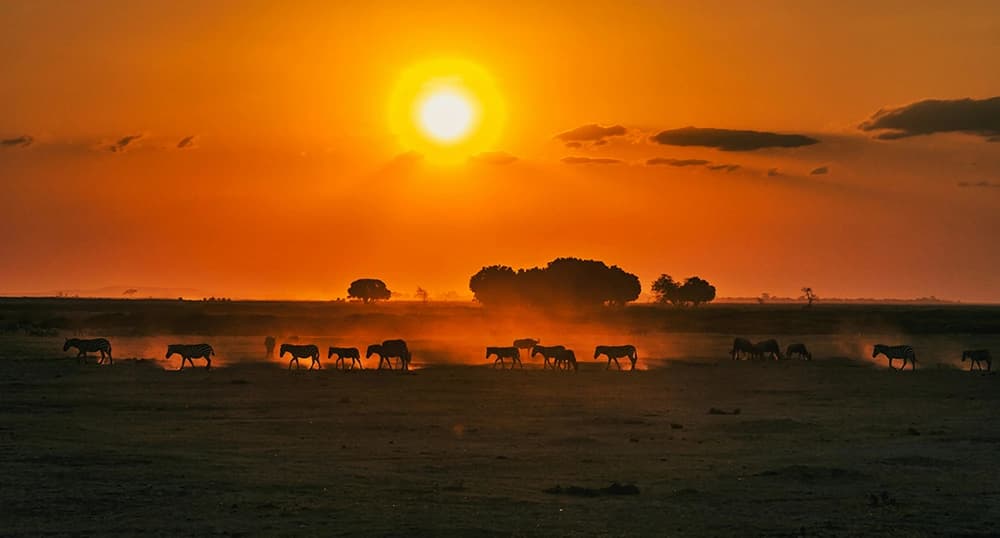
[389,58,505,164]
[417,89,475,143]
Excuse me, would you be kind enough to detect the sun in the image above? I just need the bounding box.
[389,58,505,164]
[417,88,476,143]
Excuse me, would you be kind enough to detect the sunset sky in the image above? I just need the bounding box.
[2,1,999,301]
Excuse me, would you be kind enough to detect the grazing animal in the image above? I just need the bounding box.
[486,346,521,369]
[281,343,321,370]
[328,346,362,370]
[366,339,411,371]
[166,343,214,370]
[753,339,783,360]
[554,348,578,371]
[594,345,638,371]
[264,336,276,358]
[786,343,812,360]
[962,349,992,372]
[872,344,917,371]
[513,338,540,353]
[64,338,113,365]
[730,337,754,360]
[531,344,566,370]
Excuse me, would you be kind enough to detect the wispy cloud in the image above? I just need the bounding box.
[646,158,710,167]
[561,156,623,165]
[810,166,829,175]
[651,126,819,151]
[860,97,1000,141]
[109,134,143,153]
[555,124,627,147]
[177,135,197,149]
[1,135,34,148]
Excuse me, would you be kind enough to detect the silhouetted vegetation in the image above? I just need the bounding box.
[802,287,818,307]
[347,279,392,303]
[652,275,717,307]
[469,257,641,309]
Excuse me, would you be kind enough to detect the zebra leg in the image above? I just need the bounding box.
[614,358,622,370]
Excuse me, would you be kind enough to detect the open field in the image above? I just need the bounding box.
[2,300,1000,536]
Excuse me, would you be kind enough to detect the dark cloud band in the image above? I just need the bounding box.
[650,126,819,151]
[860,97,1000,140]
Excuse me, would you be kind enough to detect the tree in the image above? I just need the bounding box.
[801,287,817,308]
[652,274,683,305]
[469,258,641,308]
[680,276,716,306]
[347,279,392,303]
[653,274,717,307]
[415,287,429,303]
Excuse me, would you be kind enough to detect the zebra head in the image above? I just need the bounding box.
[962,350,971,362]
[63,338,73,351]
[872,344,884,358]
[366,344,382,358]
[165,344,178,358]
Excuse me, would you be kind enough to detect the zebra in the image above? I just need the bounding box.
[594,345,638,371]
[166,343,214,370]
[961,349,992,372]
[264,336,276,358]
[281,343,321,370]
[328,346,362,370]
[872,344,917,371]
[531,344,566,370]
[730,337,754,360]
[366,339,411,371]
[486,346,521,369]
[513,338,540,354]
[786,343,812,360]
[753,339,783,360]
[554,348,578,372]
[64,338,113,365]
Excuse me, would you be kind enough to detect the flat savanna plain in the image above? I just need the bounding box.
[2,300,1000,536]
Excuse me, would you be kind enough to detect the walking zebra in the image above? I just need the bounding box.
[554,348,578,372]
[328,347,362,370]
[962,349,992,372]
[872,344,917,371]
[786,343,812,360]
[531,344,566,370]
[594,345,638,371]
[730,338,754,360]
[486,346,521,369]
[366,339,411,371]
[166,343,214,370]
[64,338,113,365]
[264,336,276,358]
[513,338,540,354]
[281,343,321,370]
[753,339,783,360]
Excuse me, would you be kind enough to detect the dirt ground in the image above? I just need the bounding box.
[3,335,1000,537]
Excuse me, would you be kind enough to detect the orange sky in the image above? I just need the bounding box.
[2,0,999,301]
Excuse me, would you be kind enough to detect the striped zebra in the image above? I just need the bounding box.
[962,349,992,372]
[366,339,411,371]
[281,343,321,370]
[594,345,638,371]
[328,346,362,370]
[486,346,521,369]
[264,336,276,358]
[554,348,578,372]
[872,344,917,371]
[531,344,566,370]
[753,339,783,360]
[730,337,754,360]
[786,343,812,360]
[513,338,540,353]
[64,338,113,365]
[166,343,214,370]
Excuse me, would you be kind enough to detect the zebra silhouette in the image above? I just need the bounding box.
[730,338,754,360]
[554,348,578,372]
[486,346,521,369]
[366,339,411,371]
[753,339,783,360]
[281,343,321,370]
[531,345,566,370]
[872,344,917,371]
[166,343,214,370]
[961,349,991,372]
[328,346,362,370]
[64,338,113,365]
[513,338,540,354]
[594,345,638,371]
[786,343,812,360]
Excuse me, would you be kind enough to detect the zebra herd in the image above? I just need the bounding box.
[60,337,994,373]
[487,340,639,371]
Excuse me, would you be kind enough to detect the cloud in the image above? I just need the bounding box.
[767,168,781,176]
[561,156,622,165]
[176,135,197,149]
[860,97,1000,141]
[1,135,33,148]
[471,151,518,165]
[646,158,710,167]
[957,181,1000,189]
[109,134,143,152]
[555,124,627,147]
[707,164,741,172]
[650,126,819,151]
[810,166,829,175]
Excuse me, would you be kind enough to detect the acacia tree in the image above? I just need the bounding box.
[469,258,641,308]
[653,274,717,307]
[347,279,392,303]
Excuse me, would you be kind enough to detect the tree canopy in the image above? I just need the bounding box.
[347,279,392,303]
[469,257,641,308]
[652,274,717,307]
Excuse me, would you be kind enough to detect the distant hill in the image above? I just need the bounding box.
[1,285,206,299]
